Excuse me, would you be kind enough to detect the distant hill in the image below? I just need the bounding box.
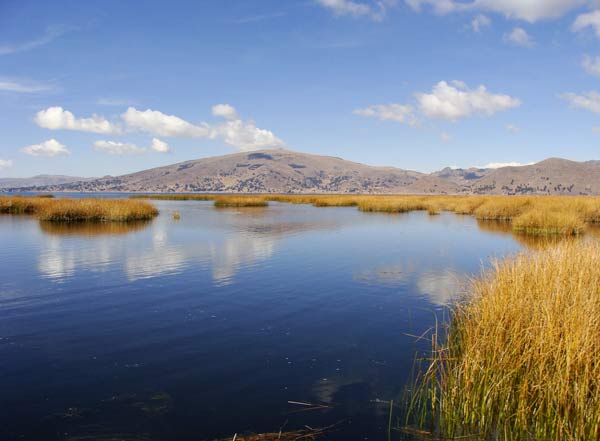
[15,149,456,194]
[0,175,93,190]
[445,158,600,195]
[5,150,600,195]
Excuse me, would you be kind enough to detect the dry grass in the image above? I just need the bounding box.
[0,196,158,222]
[130,194,214,201]
[214,196,268,207]
[512,209,585,235]
[409,241,600,440]
[132,194,600,236]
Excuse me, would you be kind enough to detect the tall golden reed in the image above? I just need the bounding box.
[0,196,158,222]
[409,241,600,440]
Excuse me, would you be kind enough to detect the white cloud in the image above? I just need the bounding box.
[122,107,211,138]
[572,10,600,37]
[504,27,534,47]
[35,106,121,134]
[582,55,600,76]
[470,14,491,32]
[561,91,600,114]
[0,27,66,55]
[93,140,146,155]
[122,105,284,151]
[353,103,419,126]
[214,120,285,151]
[0,159,13,170]
[416,80,521,121]
[475,161,533,169]
[440,132,451,142]
[21,139,70,157]
[212,104,239,120]
[151,138,170,153]
[406,0,595,22]
[0,78,53,93]
[593,126,600,132]
[506,123,520,133]
[315,0,396,20]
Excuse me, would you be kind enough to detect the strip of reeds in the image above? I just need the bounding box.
[408,241,600,440]
[213,196,268,208]
[0,196,158,222]
[131,194,600,236]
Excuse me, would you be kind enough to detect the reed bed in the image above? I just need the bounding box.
[409,241,600,440]
[213,196,268,208]
[130,194,215,201]
[0,196,158,222]
[132,194,600,236]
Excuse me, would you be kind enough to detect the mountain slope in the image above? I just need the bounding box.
[22,149,458,194]
[5,150,600,195]
[462,158,600,195]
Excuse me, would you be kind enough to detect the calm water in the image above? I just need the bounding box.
[0,199,528,441]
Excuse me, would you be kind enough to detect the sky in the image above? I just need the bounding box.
[2,0,600,178]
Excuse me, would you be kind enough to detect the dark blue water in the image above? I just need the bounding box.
[0,199,525,441]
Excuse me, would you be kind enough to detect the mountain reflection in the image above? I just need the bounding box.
[36,203,344,284]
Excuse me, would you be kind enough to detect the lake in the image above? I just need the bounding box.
[0,198,530,440]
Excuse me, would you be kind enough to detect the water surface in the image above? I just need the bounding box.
[0,199,528,440]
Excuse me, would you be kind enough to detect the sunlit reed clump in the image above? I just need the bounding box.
[213,196,268,207]
[408,241,600,440]
[0,196,158,222]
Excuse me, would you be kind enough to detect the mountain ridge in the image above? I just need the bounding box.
[4,149,600,195]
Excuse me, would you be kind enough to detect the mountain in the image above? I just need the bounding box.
[454,158,600,195]
[0,175,93,190]
[14,149,457,194]
[4,150,600,195]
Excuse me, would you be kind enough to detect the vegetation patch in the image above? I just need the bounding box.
[408,241,600,440]
[132,194,600,236]
[0,196,158,222]
[214,196,268,207]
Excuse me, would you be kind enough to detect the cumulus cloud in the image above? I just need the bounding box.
[470,14,491,32]
[151,138,170,153]
[0,159,13,170]
[572,10,600,37]
[21,139,70,157]
[582,55,600,76]
[93,140,146,155]
[315,0,396,20]
[506,124,520,133]
[0,78,54,93]
[215,120,285,151]
[416,80,521,121]
[561,90,600,114]
[123,105,284,151]
[353,103,419,126]
[504,27,534,47]
[355,81,520,125]
[212,104,239,120]
[406,0,595,22]
[121,107,211,138]
[35,106,121,134]
[36,104,284,152]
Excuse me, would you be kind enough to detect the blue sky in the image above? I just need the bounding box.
[2,0,600,178]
